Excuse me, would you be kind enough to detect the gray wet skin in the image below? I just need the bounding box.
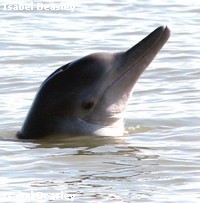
[17,26,170,139]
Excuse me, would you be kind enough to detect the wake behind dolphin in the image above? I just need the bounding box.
[17,26,170,139]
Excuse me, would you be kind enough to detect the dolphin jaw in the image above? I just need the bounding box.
[80,117,124,136]
[88,26,171,126]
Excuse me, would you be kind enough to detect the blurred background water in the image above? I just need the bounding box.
[0,0,199,202]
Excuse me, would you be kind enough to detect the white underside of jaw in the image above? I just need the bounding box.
[80,118,124,136]
[57,116,124,136]
[93,124,124,136]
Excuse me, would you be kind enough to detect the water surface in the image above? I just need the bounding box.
[0,0,200,202]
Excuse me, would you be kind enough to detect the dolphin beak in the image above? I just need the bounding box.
[93,26,171,122]
[121,26,170,81]
[107,26,171,93]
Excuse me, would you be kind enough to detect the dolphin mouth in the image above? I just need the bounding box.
[108,26,171,91]
[87,26,171,125]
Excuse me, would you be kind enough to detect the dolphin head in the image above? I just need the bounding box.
[17,26,170,139]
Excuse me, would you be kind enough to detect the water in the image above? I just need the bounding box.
[0,0,200,202]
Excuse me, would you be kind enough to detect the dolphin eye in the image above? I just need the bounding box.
[81,101,94,110]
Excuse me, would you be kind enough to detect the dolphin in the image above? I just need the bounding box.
[17,26,170,139]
